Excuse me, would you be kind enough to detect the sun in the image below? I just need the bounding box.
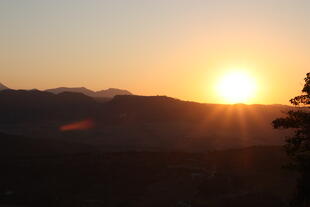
[216,71,257,104]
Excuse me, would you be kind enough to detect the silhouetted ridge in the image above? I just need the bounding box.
[56,91,96,103]
[99,95,291,126]
[0,92,291,150]
[0,89,95,106]
[0,89,99,123]
[96,88,132,97]
[46,87,96,97]
[110,95,182,104]
[46,87,132,97]
[103,95,208,122]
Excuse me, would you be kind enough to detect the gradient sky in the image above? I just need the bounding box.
[0,0,309,104]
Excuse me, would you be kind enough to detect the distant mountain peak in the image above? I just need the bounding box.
[0,83,8,90]
[46,87,132,98]
[95,88,132,97]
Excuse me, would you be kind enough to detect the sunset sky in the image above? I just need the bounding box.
[1,0,309,104]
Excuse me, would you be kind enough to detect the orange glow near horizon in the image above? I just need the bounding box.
[1,1,309,105]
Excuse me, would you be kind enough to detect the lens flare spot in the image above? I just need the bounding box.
[60,119,94,131]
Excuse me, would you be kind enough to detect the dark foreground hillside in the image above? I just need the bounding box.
[0,133,295,207]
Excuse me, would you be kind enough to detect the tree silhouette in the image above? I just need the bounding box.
[273,72,310,207]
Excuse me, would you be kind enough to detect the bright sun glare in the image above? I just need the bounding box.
[216,71,257,104]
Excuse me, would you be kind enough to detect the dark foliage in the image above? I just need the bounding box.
[272,72,310,207]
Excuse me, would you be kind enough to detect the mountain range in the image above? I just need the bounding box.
[0,83,132,98]
[0,89,291,151]
[46,87,132,97]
